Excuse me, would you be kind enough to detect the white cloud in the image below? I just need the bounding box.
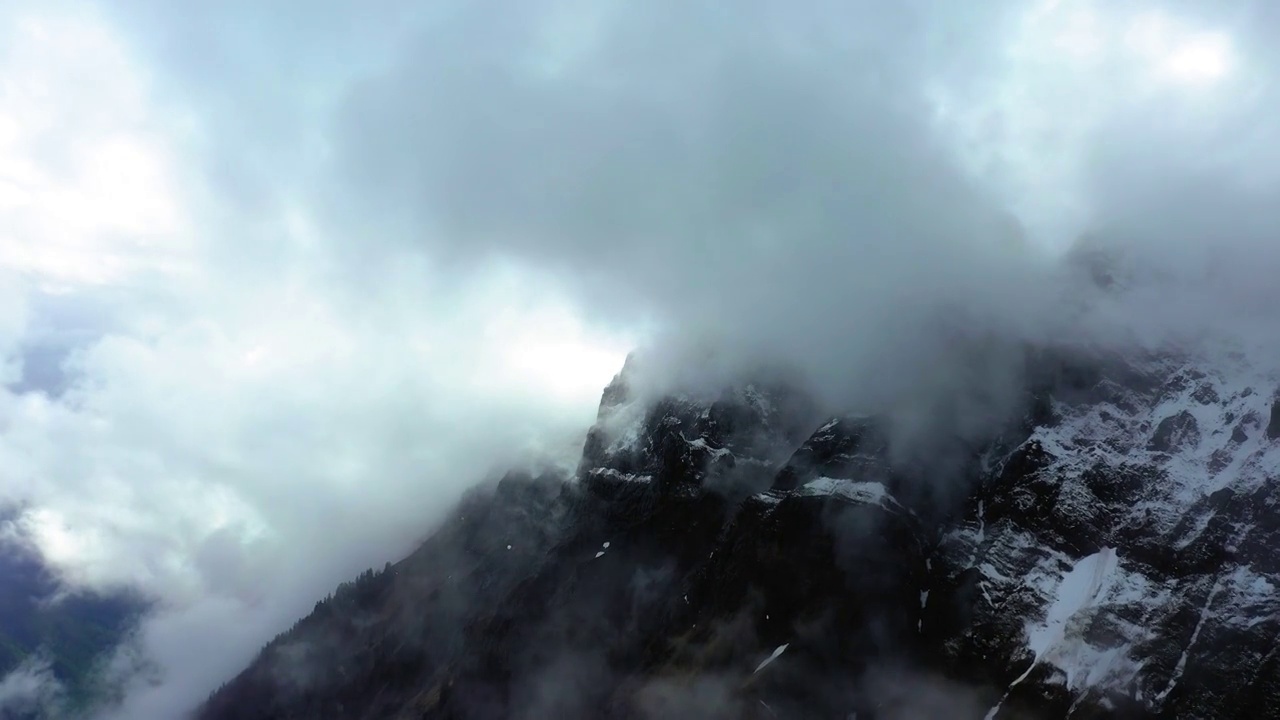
[0,657,64,716]
[0,7,193,290]
[932,0,1253,250]
[1,242,629,716]
[0,4,630,717]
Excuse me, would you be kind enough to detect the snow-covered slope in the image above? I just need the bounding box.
[932,350,1280,717]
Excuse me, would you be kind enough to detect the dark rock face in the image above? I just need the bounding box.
[1268,395,1280,439]
[199,351,1280,720]
[1148,410,1200,452]
[771,416,888,492]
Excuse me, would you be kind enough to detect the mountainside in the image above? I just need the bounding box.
[198,347,1280,719]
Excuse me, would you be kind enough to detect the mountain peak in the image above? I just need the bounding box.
[199,346,1280,719]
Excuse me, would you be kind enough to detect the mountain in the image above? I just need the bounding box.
[0,512,148,719]
[197,346,1280,719]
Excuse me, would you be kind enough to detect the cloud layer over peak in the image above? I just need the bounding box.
[3,0,1280,717]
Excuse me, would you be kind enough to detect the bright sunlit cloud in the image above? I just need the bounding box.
[0,9,191,290]
[1161,33,1234,84]
[0,5,636,714]
[1126,11,1235,85]
[931,0,1244,250]
[491,304,632,405]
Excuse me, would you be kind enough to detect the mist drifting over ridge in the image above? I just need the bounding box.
[317,0,1280,428]
[3,0,1280,717]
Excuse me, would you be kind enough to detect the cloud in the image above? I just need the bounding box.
[325,0,1031,317]
[0,4,629,717]
[3,0,1280,717]
[311,0,1280,419]
[1,260,629,717]
[0,658,65,717]
[305,0,1082,457]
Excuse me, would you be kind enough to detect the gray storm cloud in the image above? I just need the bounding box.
[326,2,1027,298]
[117,0,1280,372]
[314,0,1280,416]
[315,0,1067,426]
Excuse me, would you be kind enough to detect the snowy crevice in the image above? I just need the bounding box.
[1154,577,1223,706]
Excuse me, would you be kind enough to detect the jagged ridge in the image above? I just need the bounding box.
[198,347,1280,719]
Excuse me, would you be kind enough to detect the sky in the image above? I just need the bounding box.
[2,0,1280,717]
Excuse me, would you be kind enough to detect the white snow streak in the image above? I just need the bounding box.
[1155,577,1223,705]
[753,644,790,674]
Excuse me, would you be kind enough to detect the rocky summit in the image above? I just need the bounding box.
[198,346,1280,719]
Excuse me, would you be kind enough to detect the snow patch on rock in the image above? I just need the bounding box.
[587,468,652,484]
[682,434,733,460]
[798,477,902,511]
[1023,548,1141,691]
